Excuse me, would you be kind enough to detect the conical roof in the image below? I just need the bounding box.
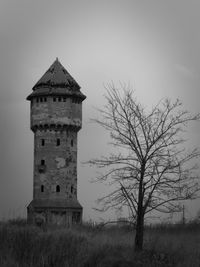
[27,58,86,101]
[33,58,80,90]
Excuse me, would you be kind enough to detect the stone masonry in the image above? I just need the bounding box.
[26,58,86,225]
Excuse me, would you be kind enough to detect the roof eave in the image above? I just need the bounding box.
[26,91,86,102]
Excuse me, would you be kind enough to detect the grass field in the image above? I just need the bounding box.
[0,219,200,267]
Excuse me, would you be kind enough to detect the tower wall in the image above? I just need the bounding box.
[34,129,77,200]
[31,96,82,129]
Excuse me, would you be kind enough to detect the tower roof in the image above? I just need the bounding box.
[33,58,80,90]
[27,58,86,101]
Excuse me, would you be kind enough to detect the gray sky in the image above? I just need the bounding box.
[0,0,200,222]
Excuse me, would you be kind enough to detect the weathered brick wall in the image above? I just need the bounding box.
[28,209,80,226]
[31,96,80,202]
[31,96,82,129]
[34,129,77,200]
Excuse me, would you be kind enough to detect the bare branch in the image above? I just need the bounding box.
[87,82,200,250]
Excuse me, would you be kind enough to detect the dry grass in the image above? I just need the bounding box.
[0,219,200,266]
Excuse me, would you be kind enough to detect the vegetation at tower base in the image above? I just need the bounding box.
[2,219,200,266]
[88,83,200,251]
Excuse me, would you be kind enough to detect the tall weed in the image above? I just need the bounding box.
[0,220,200,266]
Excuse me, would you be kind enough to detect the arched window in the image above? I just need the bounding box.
[56,138,60,146]
[56,185,60,192]
[41,185,44,192]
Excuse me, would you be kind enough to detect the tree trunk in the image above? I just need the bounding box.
[135,170,145,252]
[134,209,144,251]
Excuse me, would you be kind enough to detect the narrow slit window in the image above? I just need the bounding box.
[41,185,44,192]
[56,138,60,146]
[71,185,73,194]
[56,185,60,192]
[41,159,45,165]
[41,139,45,146]
[71,139,73,147]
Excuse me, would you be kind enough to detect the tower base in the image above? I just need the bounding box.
[27,199,82,226]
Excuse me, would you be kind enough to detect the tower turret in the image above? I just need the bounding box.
[27,58,86,225]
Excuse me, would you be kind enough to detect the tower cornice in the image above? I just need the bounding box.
[26,87,86,102]
[31,124,81,133]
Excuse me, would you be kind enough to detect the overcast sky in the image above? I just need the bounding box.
[0,0,200,222]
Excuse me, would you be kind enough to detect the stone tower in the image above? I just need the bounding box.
[26,58,86,225]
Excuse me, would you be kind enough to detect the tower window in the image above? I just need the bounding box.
[71,139,73,147]
[38,160,46,173]
[41,185,44,192]
[53,97,56,102]
[56,185,60,192]
[58,97,61,102]
[41,139,45,146]
[56,138,60,146]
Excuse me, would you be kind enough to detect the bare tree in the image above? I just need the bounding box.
[88,83,200,251]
